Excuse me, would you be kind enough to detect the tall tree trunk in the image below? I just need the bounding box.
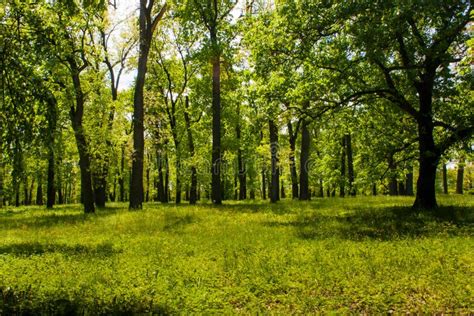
[68,59,95,213]
[23,175,29,205]
[442,163,448,194]
[165,153,170,202]
[261,169,266,200]
[372,183,377,196]
[345,134,355,196]
[210,32,222,205]
[319,179,324,197]
[184,96,197,204]
[130,2,166,209]
[236,104,246,200]
[146,162,150,202]
[340,136,346,197]
[280,180,286,198]
[287,122,299,199]
[175,159,181,204]
[269,119,280,203]
[45,93,57,209]
[299,111,310,201]
[456,159,464,194]
[93,174,107,208]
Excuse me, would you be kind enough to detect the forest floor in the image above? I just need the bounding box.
[0,195,473,314]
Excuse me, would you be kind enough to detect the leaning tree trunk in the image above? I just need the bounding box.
[269,119,280,203]
[299,114,310,201]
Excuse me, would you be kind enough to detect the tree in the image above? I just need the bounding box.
[129,0,167,209]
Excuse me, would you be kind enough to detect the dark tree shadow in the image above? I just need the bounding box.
[263,206,474,241]
[0,207,121,230]
[0,241,121,257]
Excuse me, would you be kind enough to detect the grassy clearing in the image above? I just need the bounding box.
[0,195,473,314]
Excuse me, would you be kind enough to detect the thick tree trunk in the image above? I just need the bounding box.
[345,134,355,196]
[456,159,464,194]
[442,163,448,194]
[269,119,280,203]
[413,117,439,209]
[211,42,222,204]
[93,174,107,208]
[299,116,310,201]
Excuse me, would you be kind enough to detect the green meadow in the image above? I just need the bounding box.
[1,196,473,314]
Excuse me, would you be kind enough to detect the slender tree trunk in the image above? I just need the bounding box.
[165,153,170,202]
[261,169,266,200]
[146,162,150,202]
[299,111,310,201]
[288,122,299,199]
[184,96,197,204]
[36,177,43,206]
[269,119,280,203]
[442,163,448,194]
[68,58,94,213]
[340,136,346,197]
[119,144,125,202]
[398,181,406,195]
[345,134,355,196]
[175,159,181,204]
[46,145,55,208]
[319,179,324,197]
[210,33,222,205]
[280,180,286,198]
[405,166,414,196]
[456,159,464,194]
[372,183,377,196]
[129,7,149,209]
[236,106,246,200]
[388,154,398,196]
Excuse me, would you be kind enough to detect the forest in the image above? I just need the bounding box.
[1,0,473,211]
[0,0,473,313]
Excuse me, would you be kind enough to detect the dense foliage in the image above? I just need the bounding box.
[0,0,473,211]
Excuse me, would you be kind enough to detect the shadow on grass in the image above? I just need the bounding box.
[0,241,121,257]
[0,207,121,230]
[0,287,171,315]
[263,206,474,241]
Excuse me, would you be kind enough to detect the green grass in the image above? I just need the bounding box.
[1,195,473,314]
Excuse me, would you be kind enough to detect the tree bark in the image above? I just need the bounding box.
[184,96,198,204]
[287,122,299,199]
[36,177,43,206]
[339,136,346,197]
[413,115,439,209]
[345,134,355,196]
[456,159,464,194]
[68,58,95,213]
[236,104,246,200]
[210,36,222,205]
[442,163,448,194]
[299,113,310,201]
[269,119,280,203]
[130,1,166,209]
